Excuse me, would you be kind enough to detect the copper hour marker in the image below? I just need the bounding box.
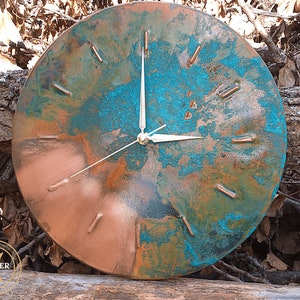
[144,31,149,53]
[38,135,58,140]
[170,202,195,236]
[53,82,72,96]
[48,178,69,192]
[136,223,141,248]
[215,184,237,199]
[91,44,103,63]
[218,82,240,99]
[87,212,103,233]
[187,45,201,67]
[232,134,256,143]
[181,215,195,236]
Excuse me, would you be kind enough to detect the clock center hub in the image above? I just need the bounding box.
[137,132,149,145]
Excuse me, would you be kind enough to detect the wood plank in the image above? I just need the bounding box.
[3,271,300,299]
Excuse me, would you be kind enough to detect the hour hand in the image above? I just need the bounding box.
[148,133,203,143]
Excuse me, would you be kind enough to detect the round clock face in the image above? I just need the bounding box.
[12,2,286,279]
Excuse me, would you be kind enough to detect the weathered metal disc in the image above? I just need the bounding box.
[12,2,286,279]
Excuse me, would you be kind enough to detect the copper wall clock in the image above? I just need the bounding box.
[12,2,286,279]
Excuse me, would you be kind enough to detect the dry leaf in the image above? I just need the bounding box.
[43,3,61,13]
[267,194,286,217]
[295,0,300,12]
[256,217,271,243]
[278,59,297,87]
[276,0,297,14]
[2,195,18,221]
[3,222,23,246]
[2,207,33,247]
[0,9,22,45]
[264,252,288,271]
[44,242,64,267]
[21,255,30,269]
[204,1,218,16]
[38,244,45,259]
[67,0,87,18]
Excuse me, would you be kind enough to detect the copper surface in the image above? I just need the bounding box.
[12,2,286,279]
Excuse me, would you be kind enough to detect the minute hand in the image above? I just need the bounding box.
[139,47,146,133]
[148,134,203,143]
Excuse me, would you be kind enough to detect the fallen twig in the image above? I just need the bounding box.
[253,8,300,19]
[42,8,78,23]
[265,271,300,285]
[237,0,286,63]
[278,190,300,203]
[225,253,267,278]
[219,260,269,284]
[18,232,46,256]
[211,265,242,282]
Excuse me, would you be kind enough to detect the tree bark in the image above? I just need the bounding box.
[0,70,27,155]
[2,270,300,300]
[279,87,300,197]
[0,70,27,196]
[0,71,299,197]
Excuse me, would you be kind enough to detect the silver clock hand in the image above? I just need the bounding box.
[48,125,166,192]
[139,47,146,133]
[149,133,203,143]
[48,139,138,192]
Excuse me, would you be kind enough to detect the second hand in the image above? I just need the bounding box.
[48,124,166,192]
